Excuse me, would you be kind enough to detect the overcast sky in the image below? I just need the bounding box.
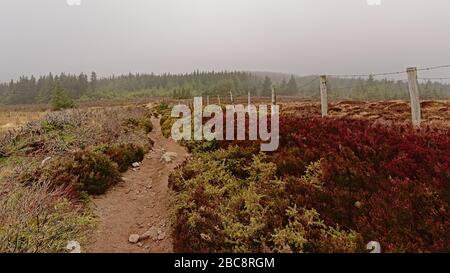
[1,0,450,82]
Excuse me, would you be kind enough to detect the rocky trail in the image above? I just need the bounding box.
[85,115,187,253]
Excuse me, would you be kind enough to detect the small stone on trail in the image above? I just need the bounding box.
[137,242,144,247]
[128,234,140,244]
[160,152,178,163]
[141,226,159,241]
[66,240,81,253]
[132,162,141,168]
[157,232,166,241]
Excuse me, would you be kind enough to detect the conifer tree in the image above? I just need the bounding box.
[286,75,298,95]
[261,76,273,97]
[51,82,74,111]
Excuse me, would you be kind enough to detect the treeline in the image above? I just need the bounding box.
[326,76,450,100]
[0,73,90,105]
[0,71,449,105]
[0,71,261,105]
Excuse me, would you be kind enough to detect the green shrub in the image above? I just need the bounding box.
[21,150,121,196]
[271,206,363,253]
[139,119,153,133]
[154,102,169,115]
[124,117,140,127]
[160,110,175,138]
[123,117,153,133]
[96,143,145,172]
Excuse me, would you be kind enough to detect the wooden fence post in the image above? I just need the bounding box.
[230,90,234,105]
[248,91,251,106]
[320,75,328,117]
[206,95,210,105]
[217,95,221,105]
[407,67,421,127]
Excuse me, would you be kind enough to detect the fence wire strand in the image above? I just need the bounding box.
[327,63,450,79]
[418,77,450,81]
[417,64,450,72]
[298,77,320,89]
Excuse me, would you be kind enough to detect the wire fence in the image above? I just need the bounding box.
[260,64,449,127]
[181,63,450,127]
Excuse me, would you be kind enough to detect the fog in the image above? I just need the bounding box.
[1,0,450,82]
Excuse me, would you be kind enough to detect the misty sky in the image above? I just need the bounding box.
[1,0,450,82]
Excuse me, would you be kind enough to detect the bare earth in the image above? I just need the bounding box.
[85,116,187,253]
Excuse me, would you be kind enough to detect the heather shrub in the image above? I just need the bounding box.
[169,110,449,252]
[48,150,121,195]
[2,106,153,157]
[159,108,176,138]
[154,102,170,115]
[123,116,153,133]
[169,147,363,253]
[96,143,145,172]
[139,118,153,133]
[5,106,153,196]
[275,116,450,252]
[271,206,362,253]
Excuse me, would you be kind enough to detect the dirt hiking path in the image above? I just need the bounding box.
[86,115,187,253]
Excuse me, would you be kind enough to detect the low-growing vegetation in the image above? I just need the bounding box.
[20,150,122,196]
[0,105,154,252]
[96,144,145,173]
[269,116,449,252]
[0,109,47,133]
[169,148,364,253]
[164,102,449,253]
[0,182,95,253]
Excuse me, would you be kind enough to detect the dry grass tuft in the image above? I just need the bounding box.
[0,181,95,253]
[0,111,47,132]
